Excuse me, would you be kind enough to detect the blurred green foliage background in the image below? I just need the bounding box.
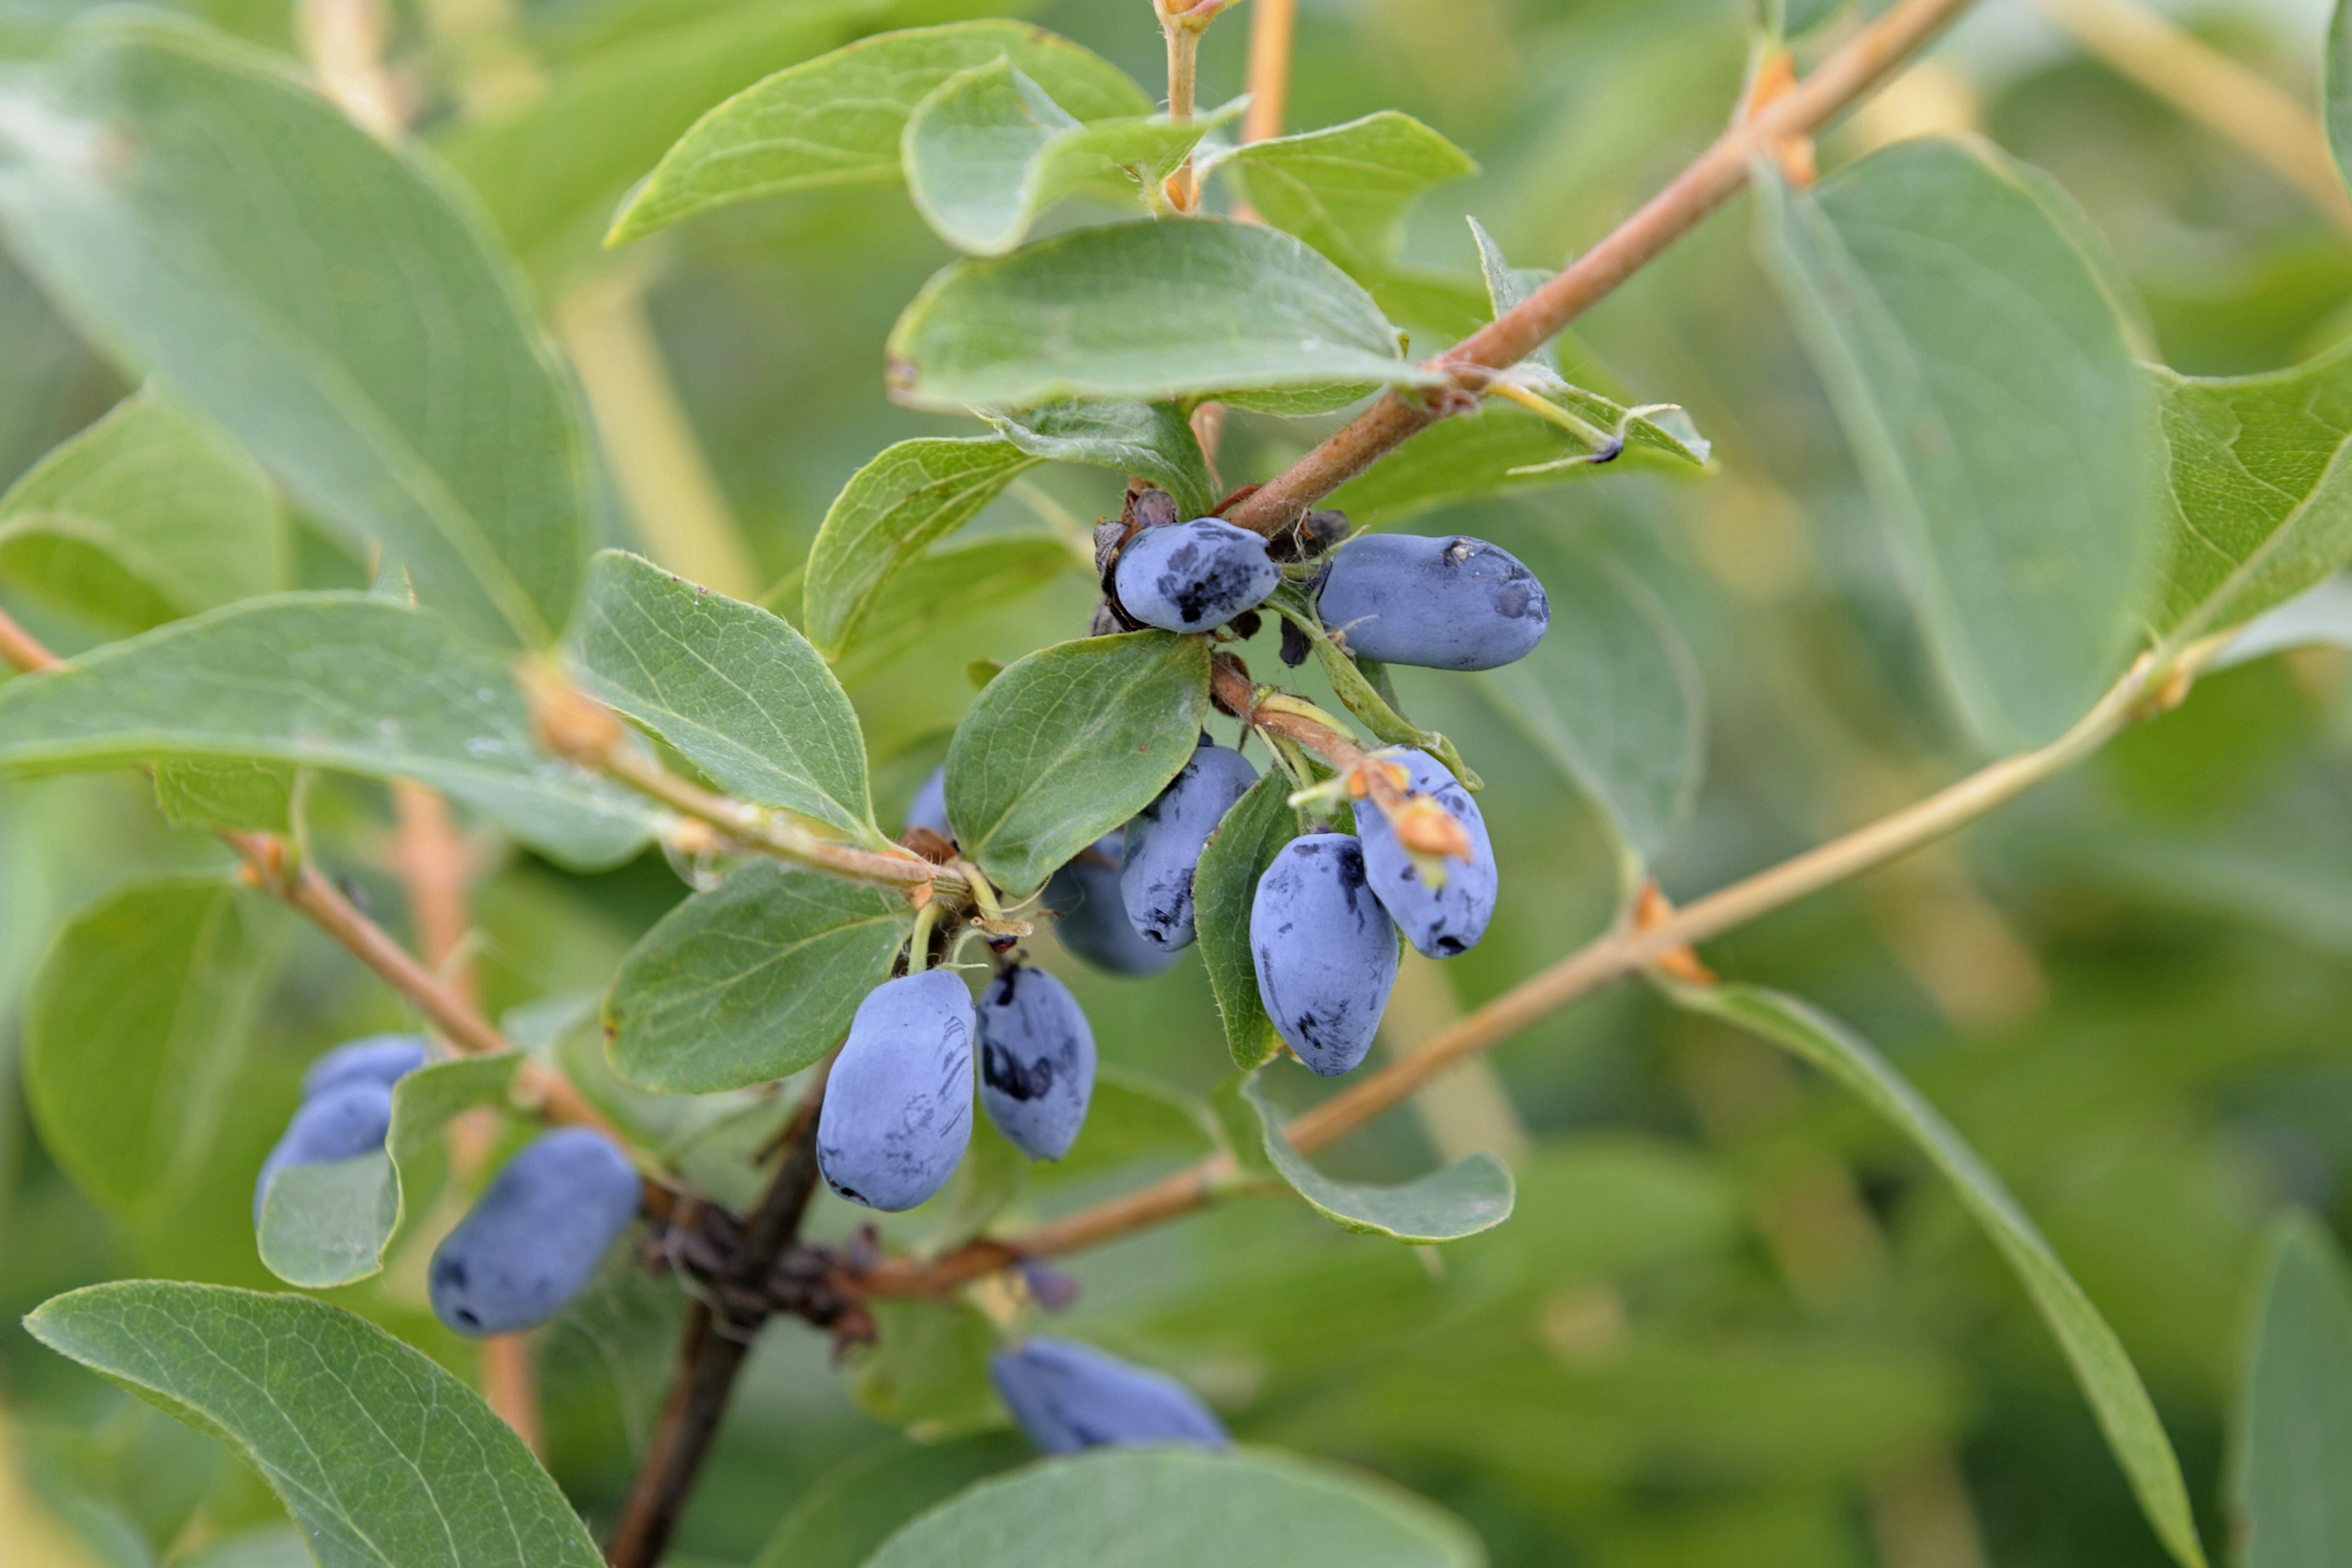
[3,0,2349,1563]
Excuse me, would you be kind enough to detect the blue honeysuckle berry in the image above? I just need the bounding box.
[1044,834,1180,977]
[817,969,976,1212]
[253,1079,394,1225]
[977,963,1096,1162]
[1121,738,1257,952]
[300,1033,430,1100]
[1316,532,1548,671]
[1113,518,1281,634]
[428,1127,641,1336]
[989,1337,1229,1455]
[1249,832,1401,1076]
[1355,748,1497,958]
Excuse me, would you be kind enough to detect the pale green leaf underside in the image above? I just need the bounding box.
[23,878,290,1220]
[864,1447,1483,1568]
[0,387,283,631]
[605,860,909,1093]
[609,20,1151,243]
[1325,399,1705,525]
[0,594,658,868]
[943,630,1210,899]
[1239,1075,1513,1243]
[1756,137,2157,747]
[0,19,595,648]
[803,437,1040,661]
[886,219,1443,414]
[152,757,295,834]
[1194,772,1299,1071]
[904,57,1239,256]
[2148,340,2352,648]
[1664,980,2207,1568]
[257,1053,521,1289]
[23,1282,605,1568]
[1210,110,1477,279]
[568,550,880,842]
[1478,546,1703,870]
[2233,1214,2352,1568]
[981,398,1215,518]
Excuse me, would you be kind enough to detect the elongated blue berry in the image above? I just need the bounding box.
[1113,518,1281,633]
[1316,533,1548,670]
[904,765,951,841]
[989,1337,1228,1454]
[1044,835,1179,977]
[817,970,975,1211]
[300,1033,430,1100]
[253,1080,393,1224]
[1356,750,1496,958]
[977,965,1095,1161]
[1121,739,1257,951]
[1250,833,1399,1075]
[428,1127,639,1335]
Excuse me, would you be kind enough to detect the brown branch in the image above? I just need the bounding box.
[606,1058,835,1568]
[1223,0,1982,537]
[1241,0,1296,147]
[0,603,59,675]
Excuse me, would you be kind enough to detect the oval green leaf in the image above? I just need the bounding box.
[1207,111,1477,280]
[0,19,596,648]
[1193,770,1301,1071]
[981,398,1215,519]
[886,219,1445,415]
[1662,978,2207,1568]
[2234,1214,2352,1568]
[567,549,881,844]
[755,1434,1031,1568]
[865,1447,1484,1568]
[943,630,1210,899]
[609,20,1151,243]
[1237,1073,1514,1244]
[23,1282,605,1568]
[604,860,910,1092]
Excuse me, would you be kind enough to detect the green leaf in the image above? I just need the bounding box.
[604,859,909,1092]
[981,399,1215,518]
[943,630,1210,899]
[1208,112,1477,280]
[1755,138,2158,746]
[0,388,283,632]
[23,1282,605,1568]
[2149,340,2352,646]
[22,879,291,1220]
[0,594,658,868]
[886,219,1444,415]
[864,1447,1483,1568]
[756,1434,1031,1568]
[152,758,294,834]
[0,20,596,648]
[1236,1074,1514,1244]
[851,1297,1004,1437]
[836,533,1084,681]
[1195,770,1301,1071]
[1324,399,1707,525]
[1045,1063,1223,1182]
[1478,546,1703,870]
[803,438,1041,661]
[567,550,881,843]
[2233,1214,2352,1568]
[1663,979,2207,1568]
[609,20,1151,242]
[256,1053,522,1289]
[904,58,1239,255]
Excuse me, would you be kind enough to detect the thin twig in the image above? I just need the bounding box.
[1242,0,1296,147]
[0,604,59,674]
[606,1058,835,1568]
[1223,0,1982,537]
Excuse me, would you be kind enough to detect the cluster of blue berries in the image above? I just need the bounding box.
[254,1032,641,1337]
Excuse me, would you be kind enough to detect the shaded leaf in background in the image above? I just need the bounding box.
[1756,137,2157,746]
[1323,402,1707,526]
[151,758,293,835]
[1041,1063,1223,1183]
[0,388,283,632]
[886,220,1444,415]
[1238,1074,1513,1244]
[2149,341,2352,645]
[23,879,289,1220]
[605,860,908,1092]
[850,1297,1004,1437]
[1193,771,1301,1071]
[943,630,1209,899]
[982,399,1215,518]
[0,20,596,647]
[567,549,882,843]
[863,1447,1485,1568]
[1663,980,2207,1568]
[756,1433,1031,1568]
[177,1528,312,1568]
[2232,1214,2352,1568]
[1207,111,1477,280]
[609,19,1149,242]
[836,533,1082,682]
[256,1053,521,1289]
[803,438,1039,661]
[0,594,658,868]
[903,58,1238,256]
[24,1283,606,1568]
[1479,547,1703,873]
